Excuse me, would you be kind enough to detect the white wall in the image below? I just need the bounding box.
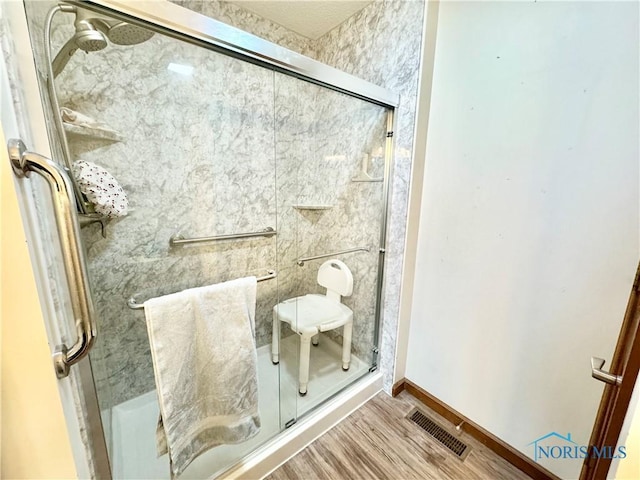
[0,128,78,480]
[405,2,639,478]
[1,5,76,477]
[1,33,76,473]
[1,2,95,476]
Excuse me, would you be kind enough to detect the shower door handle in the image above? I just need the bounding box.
[591,357,623,386]
[8,139,97,378]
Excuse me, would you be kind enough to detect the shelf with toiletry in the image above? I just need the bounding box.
[63,123,124,143]
[73,160,130,222]
[58,107,129,225]
[61,106,124,143]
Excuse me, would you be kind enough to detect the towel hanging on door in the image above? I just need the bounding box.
[144,276,260,477]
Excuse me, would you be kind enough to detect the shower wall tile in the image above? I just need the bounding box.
[170,0,316,57]
[23,0,283,408]
[23,0,425,410]
[172,0,425,366]
[273,72,388,361]
[312,0,426,391]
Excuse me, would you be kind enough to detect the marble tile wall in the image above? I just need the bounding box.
[180,0,426,390]
[273,73,388,360]
[312,0,426,391]
[179,0,426,392]
[25,1,282,409]
[170,0,315,57]
[22,0,424,410]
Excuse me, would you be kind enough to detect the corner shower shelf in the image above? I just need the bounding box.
[351,172,382,182]
[292,204,334,211]
[63,123,124,143]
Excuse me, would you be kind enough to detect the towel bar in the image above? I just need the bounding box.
[127,270,277,310]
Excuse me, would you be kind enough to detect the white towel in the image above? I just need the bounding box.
[60,107,117,133]
[144,277,261,477]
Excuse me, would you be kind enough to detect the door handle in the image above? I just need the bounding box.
[591,357,622,386]
[8,139,97,378]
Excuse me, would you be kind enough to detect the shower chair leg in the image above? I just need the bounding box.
[271,311,280,364]
[298,334,311,396]
[312,334,319,346]
[342,321,352,371]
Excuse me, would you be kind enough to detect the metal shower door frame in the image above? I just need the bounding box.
[67,0,399,372]
[67,0,400,109]
[16,0,400,477]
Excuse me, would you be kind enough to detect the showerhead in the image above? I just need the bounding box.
[51,6,154,77]
[98,20,155,45]
[75,8,154,46]
[72,29,108,52]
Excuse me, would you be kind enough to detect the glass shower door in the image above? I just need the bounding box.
[274,73,391,420]
[22,2,289,478]
[19,0,398,476]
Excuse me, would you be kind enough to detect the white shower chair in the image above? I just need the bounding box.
[271,259,354,396]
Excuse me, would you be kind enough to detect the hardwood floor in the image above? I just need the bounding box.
[265,391,532,480]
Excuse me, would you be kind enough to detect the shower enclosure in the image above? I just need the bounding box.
[13,0,398,477]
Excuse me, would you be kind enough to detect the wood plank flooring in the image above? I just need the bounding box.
[265,391,532,480]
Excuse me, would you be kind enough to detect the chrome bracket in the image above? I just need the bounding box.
[79,214,109,238]
[8,138,28,177]
[53,344,70,378]
[591,357,622,386]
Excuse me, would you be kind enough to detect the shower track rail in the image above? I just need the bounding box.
[169,227,276,247]
[127,269,278,310]
[297,247,371,266]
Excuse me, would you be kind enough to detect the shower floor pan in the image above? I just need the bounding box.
[109,334,368,479]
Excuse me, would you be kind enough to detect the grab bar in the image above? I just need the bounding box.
[8,139,96,378]
[170,227,276,247]
[127,269,278,310]
[297,247,371,266]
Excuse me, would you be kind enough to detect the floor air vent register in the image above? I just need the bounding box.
[406,408,471,460]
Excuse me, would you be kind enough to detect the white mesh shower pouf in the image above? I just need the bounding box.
[72,160,129,217]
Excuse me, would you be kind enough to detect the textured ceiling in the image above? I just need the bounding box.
[229,1,374,40]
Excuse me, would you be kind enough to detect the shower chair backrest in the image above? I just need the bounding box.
[317,259,353,303]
